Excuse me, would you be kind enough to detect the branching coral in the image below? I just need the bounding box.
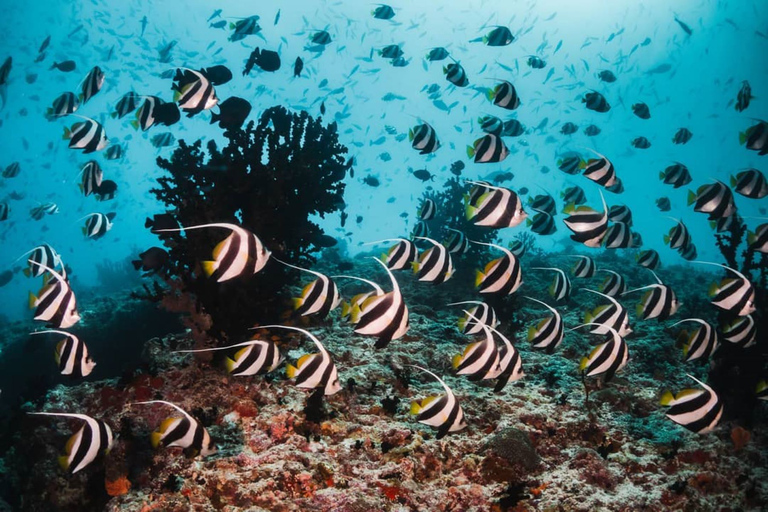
[147,106,350,339]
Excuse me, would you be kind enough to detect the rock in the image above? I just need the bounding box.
[485,427,540,470]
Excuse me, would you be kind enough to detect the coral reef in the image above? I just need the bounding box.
[147,106,350,339]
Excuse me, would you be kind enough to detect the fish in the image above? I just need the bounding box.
[63,116,109,153]
[411,221,429,238]
[293,57,303,77]
[598,270,626,297]
[557,153,583,175]
[244,48,281,74]
[151,132,175,148]
[277,260,341,319]
[525,296,564,354]
[672,127,693,144]
[636,249,661,270]
[177,337,282,377]
[409,122,440,154]
[30,330,95,377]
[472,241,522,295]
[79,160,103,197]
[2,161,20,178]
[527,209,557,235]
[673,319,718,362]
[674,17,693,36]
[409,365,466,439]
[731,169,767,199]
[577,324,628,382]
[350,258,409,348]
[739,120,767,155]
[477,26,514,46]
[603,222,633,249]
[132,247,168,274]
[211,96,251,131]
[337,275,384,324]
[0,201,8,221]
[720,315,756,348]
[452,312,501,382]
[172,68,218,115]
[532,267,571,304]
[664,218,691,250]
[134,401,216,456]
[94,180,117,201]
[426,47,449,61]
[597,70,617,82]
[371,238,418,271]
[51,60,76,72]
[418,198,436,220]
[607,205,632,226]
[30,203,59,220]
[82,212,115,239]
[411,169,433,181]
[28,412,114,473]
[46,92,79,119]
[632,103,650,119]
[528,193,557,217]
[229,16,261,42]
[153,223,270,282]
[582,289,631,337]
[448,301,499,335]
[479,115,503,135]
[563,190,608,247]
[623,270,679,321]
[560,122,578,135]
[584,125,601,136]
[0,56,10,108]
[412,237,453,284]
[468,313,524,392]
[79,66,104,104]
[582,150,617,188]
[656,197,671,211]
[747,223,768,253]
[583,91,610,112]
[660,162,692,188]
[19,244,63,278]
[631,136,651,149]
[38,35,51,53]
[372,4,395,20]
[465,181,526,227]
[735,81,752,112]
[687,181,736,220]
[679,242,697,261]
[112,91,140,119]
[502,119,525,137]
[646,63,672,74]
[695,261,755,316]
[28,262,80,329]
[487,80,520,110]
[467,134,509,163]
[379,44,403,59]
[527,56,546,69]
[571,255,596,278]
[449,160,465,176]
[661,375,724,435]
[105,145,123,160]
[443,63,468,87]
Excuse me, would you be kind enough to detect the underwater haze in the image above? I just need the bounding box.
[0,0,767,510]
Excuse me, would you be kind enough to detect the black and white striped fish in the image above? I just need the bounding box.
[30,202,59,220]
[583,288,632,336]
[582,150,617,188]
[411,220,429,238]
[448,300,499,335]
[264,325,341,395]
[740,120,767,155]
[79,66,104,104]
[527,209,557,235]
[112,91,140,119]
[687,181,736,220]
[28,262,80,328]
[636,249,661,270]
[575,324,628,382]
[598,269,626,297]
[695,261,755,316]
[710,213,740,234]
[0,201,7,221]
[673,318,718,362]
[461,310,524,391]
[631,232,643,248]
[443,228,470,254]
[525,296,564,354]
[28,412,114,473]
[623,270,679,321]
[46,92,79,119]
[557,153,583,175]
[412,237,453,284]
[747,223,768,253]
[418,198,436,220]
[532,266,571,303]
[664,218,691,250]
[443,62,468,87]
[679,242,697,261]
[659,162,692,188]
[372,238,418,271]
[2,161,19,177]
[20,243,63,278]
[278,260,341,319]
[134,400,216,456]
[660,375,723,434]
[487,80,520,110]
[583,91,610,112]
[155,223,270,282]
[473,241,522,295]
[172,67,218,116]
[571,255,596,278]
[453,312,500,382]
[527,192,557,216]
[336,275,384,323]
[63,115,109,153]
[603,221,633,249]
[561,185,587,205]
[30,330,95,377]
[563,190,608,247]
[177,337,282,376]
[467,134,509,163]
[508,239,526,257]
[133,96,160,130]
[478,115,503,135]
[720,315,756,348]
[351,258,409,348]
[731,169,767,199]
[105,144,123,160]
[608,204,632,225]
[79,160,103,197]
[81,212,115,239]
[409,365,466,439]
[408,123,440,155]
[465,181,526,227]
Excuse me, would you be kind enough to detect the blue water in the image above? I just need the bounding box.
[0,0,766,323]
